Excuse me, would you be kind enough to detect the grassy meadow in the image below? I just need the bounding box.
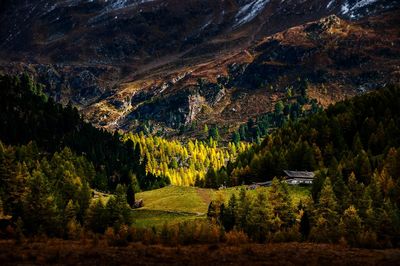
[132,185,311,228]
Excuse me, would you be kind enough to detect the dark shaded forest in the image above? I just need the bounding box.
[0,74,168,191]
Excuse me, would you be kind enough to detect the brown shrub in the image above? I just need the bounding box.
[225,230,249,245]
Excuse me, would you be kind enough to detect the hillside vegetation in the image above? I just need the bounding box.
[0,74,167,192]
[132,185,310,228]
[1,73,400,249]
[122,133,250,186]
[209,85,400,187]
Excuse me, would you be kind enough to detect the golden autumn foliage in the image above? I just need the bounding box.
[122,133,250,186]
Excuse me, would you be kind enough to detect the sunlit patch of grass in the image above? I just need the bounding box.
[132,209,205,228]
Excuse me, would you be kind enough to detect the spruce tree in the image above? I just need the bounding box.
[311,177,339,242]
[106,184,131,229]
[77,181,91,222]
[207,201,217,221]
[339,205,362,246]
[300,208,311,240]
[222,193,237,231]
[22,170,60,236]
[85,200,108,233]
[333,175,351,213]
[237,187,250,230]
[247,192,271,242]
[347,172,364,209]
[268,178,295,229]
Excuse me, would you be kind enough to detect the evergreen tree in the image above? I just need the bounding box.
[77,181,91,222]
[247,192,271,242]
[106,184,132,229]
[85,200,108,233]
[232,131,241,144]
[222,193,237,231]
[22,170,60,236]
[299,79,309,99]
[347,172,364,209]
[236,187,250,230]
[333,175,351,213]
[209,126,220,143]
[268,178,295,229]
[339,205,362,246]
[127,184,135,208]
[310,177,339,242]
[207,201,217,221]
[300,207,311,240]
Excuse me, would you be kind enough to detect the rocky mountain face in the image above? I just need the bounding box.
[0,0,399,138]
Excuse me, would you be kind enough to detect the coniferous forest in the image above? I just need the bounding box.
[0,73,400,251]
[1,1,400,264]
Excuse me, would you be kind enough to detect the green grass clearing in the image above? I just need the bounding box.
[132,209,205,228]
[133,185,311,228]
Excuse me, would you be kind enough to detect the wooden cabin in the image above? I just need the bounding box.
[283,170,315,185]
[247,171,315,189]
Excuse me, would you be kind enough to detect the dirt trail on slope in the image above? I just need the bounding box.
[196,188,212,206]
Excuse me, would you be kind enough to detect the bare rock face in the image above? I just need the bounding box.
[186,93,206,125]
[306,15,342,35]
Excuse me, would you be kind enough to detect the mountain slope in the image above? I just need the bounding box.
[0,0,399,139]
[86,10,400,139]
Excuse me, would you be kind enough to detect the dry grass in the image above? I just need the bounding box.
[0,240,399,265]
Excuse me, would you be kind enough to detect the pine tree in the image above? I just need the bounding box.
[22,170,60,236]
[376,199,400,246]
[268,178,295,229]
[300,207,311,240]
[300,79,309,99]
[85,200,108,233]
[77,181,91,222]
[3,162,29,219]
[385,148,400,180]
[333,175,351,213]
[106,184,132,229]
[310,177,339,242]
[236,187,250,230]
[347,172,364,209]
[64,200,77,224]
[205,168,217,188]
[222,193,237,231]
[232,131,241,144]
[126,172,139,208]
[247,192,271,242]
[355,150,372,183]
[204,124,209,137]
[127,184,135,208]
[207,201,217,221]
[366,171,383,211]
[209,126,220,143]
[317,177,338,215]
[339,205,362,246]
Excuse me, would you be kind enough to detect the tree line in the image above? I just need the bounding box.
[0,142,132,238]
[208,167,400,247]
[203,85,400,188]
[122,133,250,186]
[0,74,168,191]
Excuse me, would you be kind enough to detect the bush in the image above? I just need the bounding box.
[104,227,115,246]
[66,219,81,240]
[104,225,130,247]
[358,230,379,248]
[272,226,302,243]
[225,230,249,245]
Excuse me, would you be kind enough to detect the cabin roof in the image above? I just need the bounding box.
[283,170,315,179]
